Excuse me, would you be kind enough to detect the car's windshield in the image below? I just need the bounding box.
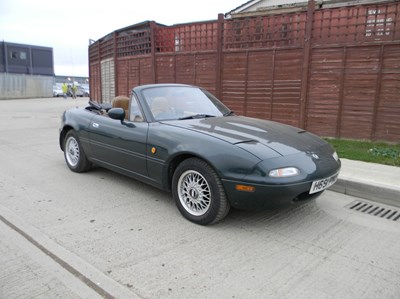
[142,86,231,121]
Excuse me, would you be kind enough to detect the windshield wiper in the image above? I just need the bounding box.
[223,111,236,116]
[179,114,216,120]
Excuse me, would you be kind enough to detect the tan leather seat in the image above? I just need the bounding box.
[112,96,130,120]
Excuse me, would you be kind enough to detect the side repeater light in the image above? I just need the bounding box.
[269,167,300,178]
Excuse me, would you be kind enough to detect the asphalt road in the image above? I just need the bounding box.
[0,97,399,299]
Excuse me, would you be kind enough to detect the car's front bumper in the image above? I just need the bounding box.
[222,172,338,210]
[221,147,341,210]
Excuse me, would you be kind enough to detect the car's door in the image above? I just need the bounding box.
[88,98,149,177]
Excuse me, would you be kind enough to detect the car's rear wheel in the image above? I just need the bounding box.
[64,131,91,172]
[172,158,230,225]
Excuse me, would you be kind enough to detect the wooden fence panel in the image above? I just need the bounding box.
[194,53,218,95]
[175,54,196,86]
[375,44,400,142]
[312,2,399,45]
[117,58,138,97]
[221,52,247,115]
[115,56,154,97]
[246,51,274,120]
[223,12,306,49]
[89,62,101,101]
[340,46,381,139]
[270,49,303,127]
[156,55,176,83]
[306,48,343,137]
[89,1,400,142]
[149,52,220,95]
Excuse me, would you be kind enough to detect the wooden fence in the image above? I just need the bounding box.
[89,0,400,142]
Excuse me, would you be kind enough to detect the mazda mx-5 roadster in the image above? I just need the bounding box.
[59,84,341,225]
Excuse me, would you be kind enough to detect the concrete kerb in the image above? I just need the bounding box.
[329,159,400,209]
[0,205,141,299]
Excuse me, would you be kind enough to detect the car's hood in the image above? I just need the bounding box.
[165,116,328,157]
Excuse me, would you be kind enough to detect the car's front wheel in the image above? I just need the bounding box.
[172,158,230,225]
[64,130,91,172]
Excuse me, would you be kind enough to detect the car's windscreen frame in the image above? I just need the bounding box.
[140,86,231,121]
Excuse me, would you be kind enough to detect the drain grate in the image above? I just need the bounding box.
[347,200,400,222]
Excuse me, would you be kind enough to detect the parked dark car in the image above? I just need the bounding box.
[59,84,340,225]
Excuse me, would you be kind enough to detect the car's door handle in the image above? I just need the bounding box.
[92,123,99,128]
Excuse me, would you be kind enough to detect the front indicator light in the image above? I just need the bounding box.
[333,151,339,162]
[269,167,300,178]
[236,185,255,192]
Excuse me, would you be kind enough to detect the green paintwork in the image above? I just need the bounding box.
[60,84,341,210]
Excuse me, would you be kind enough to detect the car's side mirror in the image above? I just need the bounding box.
[109,108,125,121]
[108,108,135,128]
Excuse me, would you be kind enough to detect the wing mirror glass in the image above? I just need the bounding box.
[108,108,135,127]
[108,108,125,121]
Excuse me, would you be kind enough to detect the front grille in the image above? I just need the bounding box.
[347,200,400,222]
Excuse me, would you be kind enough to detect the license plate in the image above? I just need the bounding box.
[309,173,339,194]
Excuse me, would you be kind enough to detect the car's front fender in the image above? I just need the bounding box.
[59,108,94,153]
[146,123,263,190]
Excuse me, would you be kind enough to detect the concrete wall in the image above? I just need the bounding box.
[0,73,53,99]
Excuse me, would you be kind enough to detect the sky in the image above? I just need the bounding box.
[0,0,246,77]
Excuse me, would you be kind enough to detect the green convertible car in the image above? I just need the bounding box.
[59,84,341,225]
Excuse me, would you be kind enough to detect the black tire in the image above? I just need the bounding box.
[63,130,91,173]
[172,158,230,225]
